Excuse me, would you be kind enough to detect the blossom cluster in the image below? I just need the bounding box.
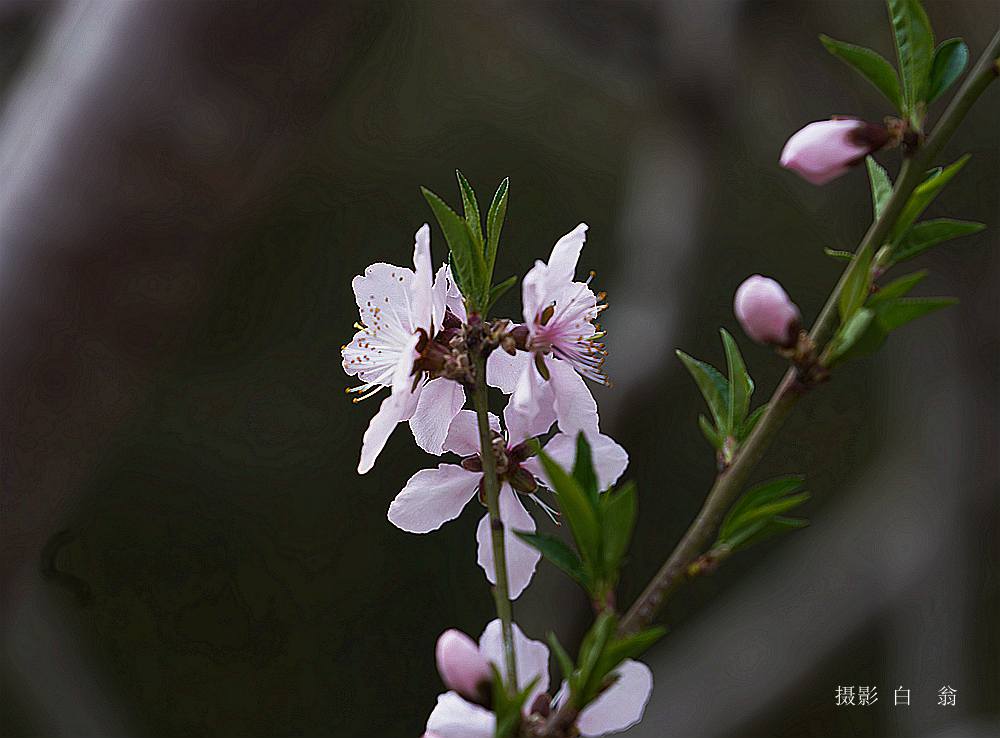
[342,220,647,734]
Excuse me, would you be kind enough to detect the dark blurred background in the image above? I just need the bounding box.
[1,1,997,737]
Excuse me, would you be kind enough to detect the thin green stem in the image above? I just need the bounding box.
[617,27,1000,637]
[472,353,518,688]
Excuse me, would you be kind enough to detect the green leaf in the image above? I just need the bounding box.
[927,38,969,103]
[720,329,753,431]
[869,270,927,304]
[891,218,985,263]
[876,296,956,331]
[588,626,667,700]
[485,177,509,277]
[827,307,881,364]
[576,612,617,703]
[600,482,637,575]
[726,492,811,534]
[824,248,854,262]
[698,414,722,450]
[739,404,768,442]
[487,275,518,311]
[515,531,588,587]
[887,0,935,116]
[455,170,483,251]
[538,451,601,565]
[820,34,902,109]
[421,187,487,309]
[866,157,893,220]
[547,632,575,684]
[729,516,809,552]
[720,476,806,540]
[889,155,970,246]
[676,350,730,434]
[838,247,874,324]
[572,433,599,506]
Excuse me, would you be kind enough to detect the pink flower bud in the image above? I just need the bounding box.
[435,629,492,703]
[734,275,801,347]
[780,119,887,185]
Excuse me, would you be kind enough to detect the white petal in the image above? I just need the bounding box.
[444,410,501,457]
[487,349,531,395]
[533,432,628,491]
[357,334,419,474]
[478,619,550,705]
[411,224,434,331]
[387,464,480,533]
[521,259,549,326]
[433,263,467,325]
[546,223,588,285]
[426,692,495,738]
[352,262,416,332]
[411,378,466,455]
[548,359,599,436]
[475,485,540,600]
[576,659,653,736]
[503,391,556,446]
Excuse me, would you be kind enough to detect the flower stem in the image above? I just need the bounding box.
[618,27,1000,637]
[472,352,519,688]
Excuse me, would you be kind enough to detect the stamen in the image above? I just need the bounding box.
[529,494,561,525]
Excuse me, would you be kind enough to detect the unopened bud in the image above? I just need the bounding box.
[734,275,801,347]
[435,629,492,704]
[780,119,888,185]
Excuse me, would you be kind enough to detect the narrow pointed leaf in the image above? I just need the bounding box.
[730,517,809,551]
[485,177,509,276]
[676,349,730,434]
[739,404,768,441]
[887,0,934,114]
[487,275,518,311]
[820,35,902,109]
[547,632,575,684]
[827,307,882,364]
[838,247,874,323]
[538,451,600,564]
[891,218,985,264]
[866,156,893,220]
[600,481,637,574]
[456,170,483,250]
[720,328,753,430]
[889,155,970,245]
[572,433,599,505]
[721,475,806,539]
[515,531,587,586]
[876,296,956,331]
[726,492,812,533]
[869,270,927,304]
[422,187,486,309]
[927,38,969,103]
[699,414,722,450]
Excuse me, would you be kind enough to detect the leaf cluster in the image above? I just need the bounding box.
[515,435,637,604]
[715,476,810,553]
[677,329,764,465]
[820,0,968,127]
[547,613,664,715]
[421,171,515,314]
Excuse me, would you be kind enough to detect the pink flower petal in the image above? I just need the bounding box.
[411,224,434,331]
[411,378,466,455]
[546,223,588,285]
[444,410,500,457]
[387,464,480,533]
[503,393,556,447]
[487,349,531,395]
[426,692,495,738]
[475,485,540,599]
[575,659,653,736]
[548,359,599,437]
[478,619,550,706]
[357,333,420,474]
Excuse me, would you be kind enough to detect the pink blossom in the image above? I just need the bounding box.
[425,620,653,738]
[342,225,467,473]
[435,630,492,703]
[487,224,605,436]
[387,400,628,599]
[734,275,801,347]
[780,119,882,185]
